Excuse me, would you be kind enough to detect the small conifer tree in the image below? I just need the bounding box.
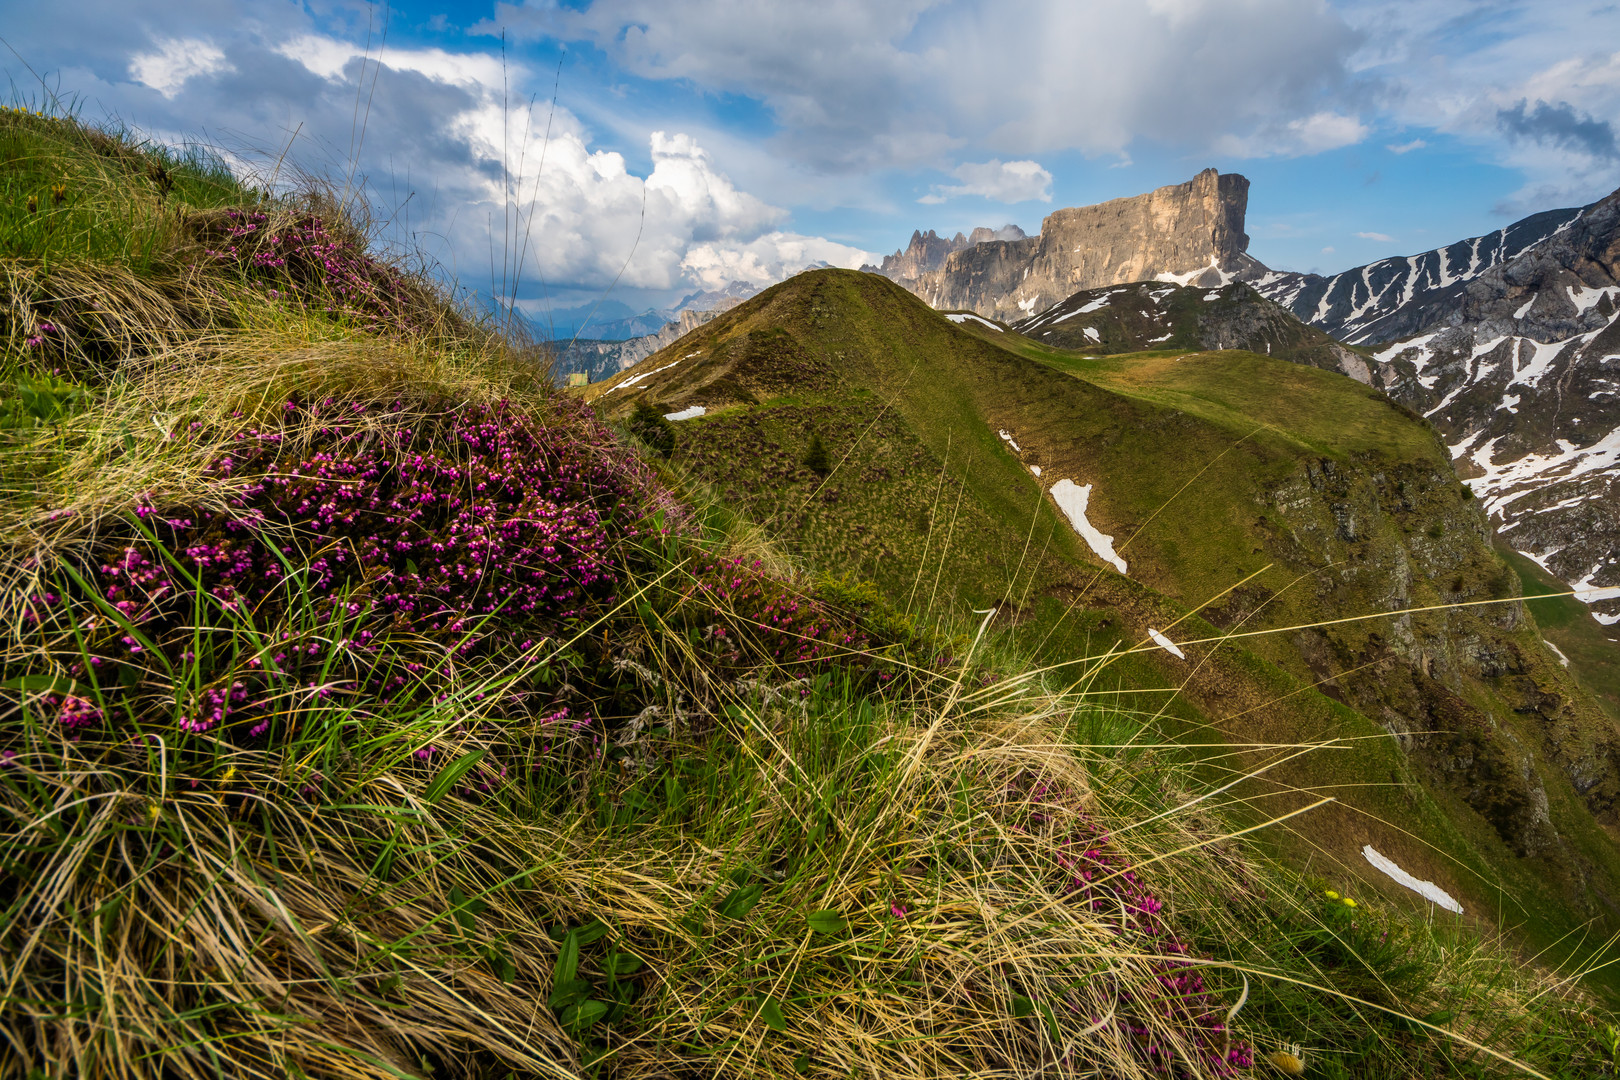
[803,433,831,475]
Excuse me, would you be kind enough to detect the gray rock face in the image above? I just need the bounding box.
[1276,188,1620,628]
[893,169,1265,322]
[876,224,1028,285]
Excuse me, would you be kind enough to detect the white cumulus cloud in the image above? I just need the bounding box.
[128,38,231,99]
[1355,230,1394,241]
[1214,111,1370,158]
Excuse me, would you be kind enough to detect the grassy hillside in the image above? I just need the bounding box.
[5,107,1620,1080]
[589,268,1620,994]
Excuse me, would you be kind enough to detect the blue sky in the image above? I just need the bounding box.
[5,0,1619,318]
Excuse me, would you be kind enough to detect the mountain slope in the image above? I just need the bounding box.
[589,269,1620,975]
[1257,189,1620,629]
[1254,207,1585,344]
[1008,280,1373,379]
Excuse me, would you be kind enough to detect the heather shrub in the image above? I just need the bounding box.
[19,394,648,745]
[190,209,438,336]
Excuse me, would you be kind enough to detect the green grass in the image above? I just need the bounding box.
[0,103,249,270]
[594,268,1620,1002]
[5,109,1620,1080]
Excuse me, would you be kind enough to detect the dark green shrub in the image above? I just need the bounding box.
[803,432,830,475]
[627,401,675,456]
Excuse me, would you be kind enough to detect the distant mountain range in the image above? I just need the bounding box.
[872,169,1262,322]
[526,280,764,343]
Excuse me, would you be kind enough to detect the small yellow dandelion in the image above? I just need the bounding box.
[1342,897,1357,908]
[220,765,237,784]
[145,801,162,825]
[1266,1045,1307,1075]
[1323,889,1339,900]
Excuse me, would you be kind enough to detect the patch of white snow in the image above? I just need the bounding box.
[1048,479,1127,574]
[946,313,1003,332]
[609,356,686,392]
[1147,628,1185,659]
[1083,326,1101,342]
[663,405,706,421]
[1362,846,1464,914]
[1546,640,1571,667]
[997,429,1022,452]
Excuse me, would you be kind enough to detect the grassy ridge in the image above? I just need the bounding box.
[3,106,1620,1080]
[591,268,1620,995]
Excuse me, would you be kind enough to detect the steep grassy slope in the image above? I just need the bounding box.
[590,269,1620,985]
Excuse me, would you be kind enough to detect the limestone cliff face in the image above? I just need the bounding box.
[899,169,1265,322]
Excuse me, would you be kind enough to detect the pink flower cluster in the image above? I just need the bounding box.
[1004,772,1254,1075]
[28,397,643,741]
[199,210,425,334]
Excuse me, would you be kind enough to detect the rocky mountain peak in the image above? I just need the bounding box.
[884,169,1267,322]
[876,223,1030,284]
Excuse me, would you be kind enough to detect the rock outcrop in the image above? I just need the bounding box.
[874,224,1028,285]
[890,169,1265,322]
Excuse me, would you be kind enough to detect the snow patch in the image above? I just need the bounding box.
[1574,564,1620,609]
[997,429,1022,452]
[663,405,706,421]
[1029,464,1042,477]
[609,356,686,392]
[1570,284,1618,314]
[1362,846,1463,914]
[1546,640,1571,667]
[1083,326,1101,342]
[1513,297,1534,320]
[1049,479,1127,574]
[946,312,1003,332]
[1017,296,1040,316]
[1373,332,1438,372]
[1155,260,1229,287]
[1147,628,1185,659]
